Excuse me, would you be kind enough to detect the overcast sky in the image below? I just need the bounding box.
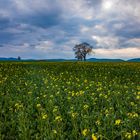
[0,0,140,59]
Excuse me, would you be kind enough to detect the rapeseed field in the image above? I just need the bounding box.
[0,62,140,140]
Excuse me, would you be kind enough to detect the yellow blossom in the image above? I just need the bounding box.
[125,132,132,139]
[136,95,140,99]
[42,113,48,120]
[130,102,135,106]
[115,119,121,125]
[53,108,58,113]
[133,113,138,117]
[15,103,23,109]
[55,116,62,122]
[79,90,84,95]
[82,129,88,136]
[84,79,88,83]
[96,120,101,125]
[53,106,58,113]
[72,92,75,96]
[127,112,138,118]
[36,104,41,108]
[92,134,97,140]
[83,104,89,110]
[52,129,57,134]
[132,130,138,136]
[43,95,47,98]
[104,95,108,99]
[67,96,71,100]
[71,112,78,118]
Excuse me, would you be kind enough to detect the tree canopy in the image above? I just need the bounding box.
[73,42,93,61]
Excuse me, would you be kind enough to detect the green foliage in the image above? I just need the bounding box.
[0,62,140,140]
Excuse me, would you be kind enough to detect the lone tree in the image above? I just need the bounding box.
[73,42,93,61]
[18,56,21,61]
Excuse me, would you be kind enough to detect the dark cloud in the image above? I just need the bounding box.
[0,17,11,30]
[0,44,4,47]
[0,32,15,44]
[0,0,140,59]
[115,24,140,39]
[22,13,62,28]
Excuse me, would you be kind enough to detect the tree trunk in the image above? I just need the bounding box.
[84,55,86,61]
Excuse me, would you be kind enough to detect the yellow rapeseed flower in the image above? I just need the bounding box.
[72,92,75,96]
[36,104,41,108]
[115,119,121,125]
[84,79,88,83]
[15,103,19,107]
[125,132,132,139]
[127,112,138,118]
[83,104,89,110]
[132,130,138,136]
[92,134,97,140]
[136,95,140,99]
[130,102,135,106]
[71,112,78,118]
[96,120,101,125]
[79,90,84,95]
[133,113,138,117]
[55,116,62,122]
[52,129,57,134]
[15,103,23,110]
[43,95,47,98]
[67,97,71,100]
[82,129,88,136]
[42,113,48,120]
[104,95,108,99]
[53,108,58,113]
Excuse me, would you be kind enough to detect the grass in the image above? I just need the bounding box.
[0,61,140,140]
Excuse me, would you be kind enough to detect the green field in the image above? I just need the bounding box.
[0,62,140,140]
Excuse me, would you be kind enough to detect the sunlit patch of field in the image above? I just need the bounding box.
[0,62,140,140]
